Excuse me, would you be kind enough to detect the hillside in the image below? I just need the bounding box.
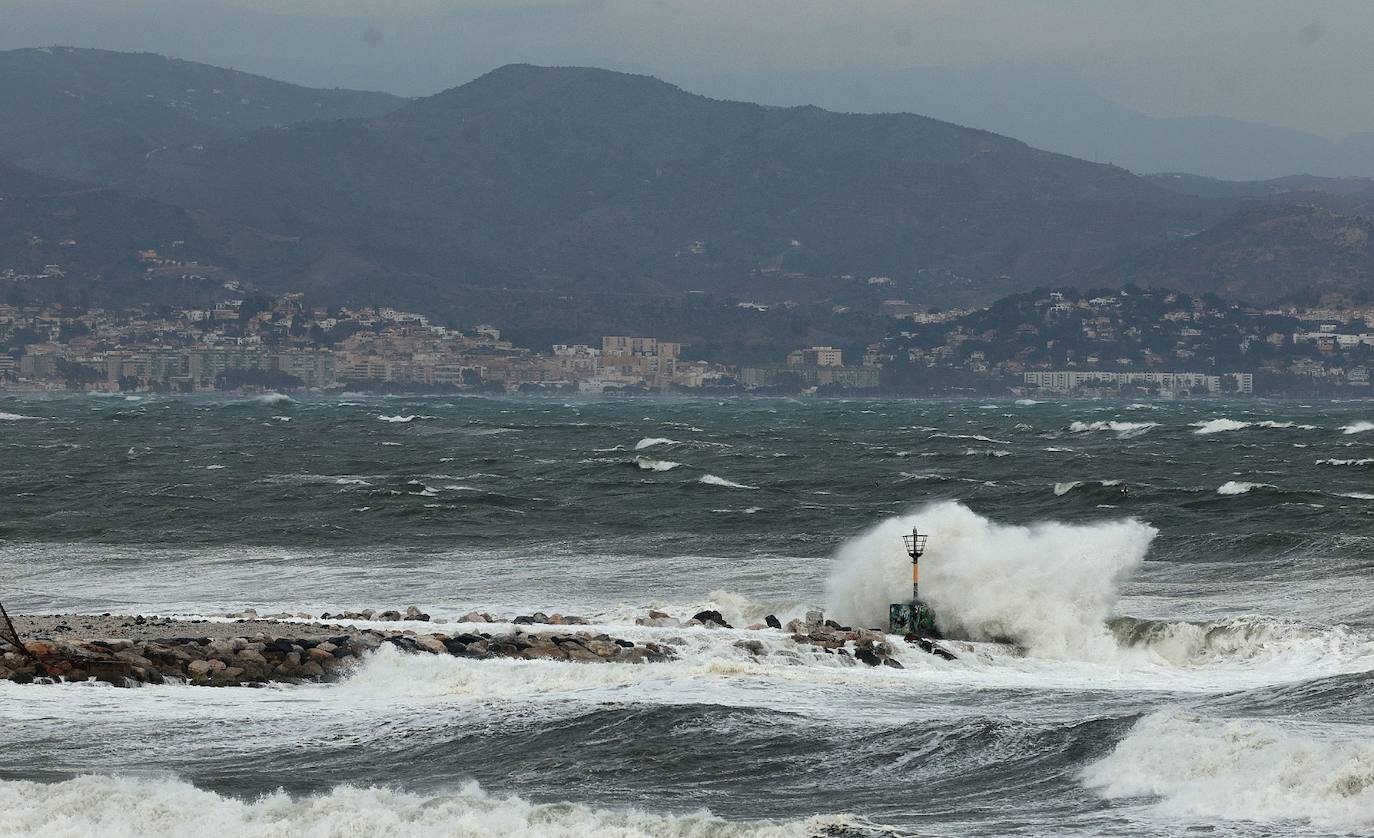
[0,46,404,179]
[1147,172,1374,203]
[0,160,214,280]
[117,63,1226,307]
[1100,203,1374,304]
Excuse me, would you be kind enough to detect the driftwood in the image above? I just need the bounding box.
[0,599,38,663]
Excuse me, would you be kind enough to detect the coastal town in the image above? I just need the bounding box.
[3,267,1374,396]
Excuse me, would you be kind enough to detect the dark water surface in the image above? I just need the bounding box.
[2,394,1372,836]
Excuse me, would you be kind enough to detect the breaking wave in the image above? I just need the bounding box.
[1191,418,1251,434]
[1341,421,1374,435]
[1193,418,1318,434]
[1084,710,1374,829]
[0,411,37,421]
[247,393,294,405]
[1216,481,1274,495]
[0,774,859,838]
[1317,458,1374,467]
[1068,421,1157,438]
[824,501,1155,660]
[1054,480,1124,497]
[699,474,757,489]
[634,456,681,472]
[634,437,677,450]
[1107,615,1374,669]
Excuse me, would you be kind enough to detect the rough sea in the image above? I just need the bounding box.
[2,393,1373,837]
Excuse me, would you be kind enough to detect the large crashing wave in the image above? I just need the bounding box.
[824,501,1156,660]
[0,774,859,837]
[1084,710,1374,829]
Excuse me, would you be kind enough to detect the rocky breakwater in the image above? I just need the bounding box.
[639,609,922,667]
[1,612,672,688]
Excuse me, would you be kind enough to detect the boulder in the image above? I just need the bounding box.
[734,639,766,656]
[562,645,601,663]
[412,635,447,655]
[855,648,882,667]
[648,610,671,620]
[186,660,213,677]
[617,648,649,664]
[583,640,621,658]
[691,610,732,628]
[459,612,488,623]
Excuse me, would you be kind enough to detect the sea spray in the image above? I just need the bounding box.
[824,501,1156,660]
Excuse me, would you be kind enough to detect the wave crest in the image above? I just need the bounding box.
[1084,710,1374,828]
[0,774,859,838]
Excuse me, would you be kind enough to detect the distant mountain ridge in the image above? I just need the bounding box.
[2,52,1374,331]
[115,63,1224,304]
[674,65,1374,182]
[0,46,405,179]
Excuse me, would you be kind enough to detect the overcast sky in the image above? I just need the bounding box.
[2,0,1372,139]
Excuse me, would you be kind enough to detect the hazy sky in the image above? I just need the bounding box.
[3,0,1373,139]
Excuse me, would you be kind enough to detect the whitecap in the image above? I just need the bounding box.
[1341,420,1374,434]
[634,437,677,450]
[1217,481,1274,495]
[1068,420,1157,438]
[699,474,757,489]
[1191,418,1251,434]
[634,456,681,472]
[0,412,37,421]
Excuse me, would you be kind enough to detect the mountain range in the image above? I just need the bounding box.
[3,47,1374,351]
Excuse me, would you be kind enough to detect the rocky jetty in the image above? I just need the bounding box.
[1,612,671,687]
[1,605,935,687]
[638,609,918,667]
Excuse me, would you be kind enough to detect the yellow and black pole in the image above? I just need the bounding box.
[899,528,935,636]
